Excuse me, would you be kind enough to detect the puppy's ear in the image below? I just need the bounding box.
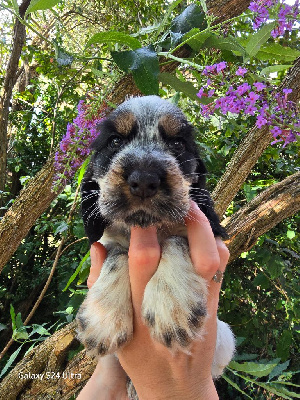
[190,158,228,239]
[81,165,108,245]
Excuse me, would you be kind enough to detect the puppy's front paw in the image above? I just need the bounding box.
[76,251,133,357]
[141,237,208,351]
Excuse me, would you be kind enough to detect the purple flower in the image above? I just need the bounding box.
[249,1,259,12]
[253,82,266,92]
[197,56,299,149]
[200,104,213,117]
[197,88,205,98]
[246,91,260,105]
[237,83,251,96]
[245,105,257,116]
[53,100,108,190]
[215,61,227,73]
[249,0,298,36]
[215,98,223,109]
[256,115,268,128]
[236,67,248,76]
[202,65,216,76]
[270,126,282,137]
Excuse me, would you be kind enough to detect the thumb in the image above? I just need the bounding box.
[87,242,107,289]
[128,226,161,312]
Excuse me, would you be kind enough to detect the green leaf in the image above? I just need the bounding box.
[158,72,199,101]
[63,251,90,292]
[11,0,19,14]
[182,28,212,52]
[222,374,253,399]
[229,359,280,378]
[0,344,24,378]
[256,43,300,62]
[155,0,183,37]
[10,304,16,331]
[53,41,73,66]
[54,221,68,235]
[15,312,23,330]
[85,31,141,50]
[0,323,7,332]
[269,360,290,380]
[30,324,51,337]
[267,255,284,279]
[204,34,246,57]
[199,0,208,14]
[77,157,90,187]
[276,330,292,360]
[257,382,299,399]
[13,328,29,340]
[171,4,207,34]
[287,230,296,239]
[112,47,159,95]
[260,64,292,76]
[245,22,276,58]
[26,0,61,16]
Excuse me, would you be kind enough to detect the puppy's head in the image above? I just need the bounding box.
[87,96,207,229]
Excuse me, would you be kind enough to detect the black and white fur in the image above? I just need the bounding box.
[76,96,235,379]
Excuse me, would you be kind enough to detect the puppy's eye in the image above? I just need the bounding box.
[168,139,185,152]
[108,136,124,150]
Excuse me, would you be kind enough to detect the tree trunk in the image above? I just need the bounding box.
[213,56,300,216]
[0,158,57,272]
[0,0,31,204]
[0,172,298,399]
[0,0,253,272]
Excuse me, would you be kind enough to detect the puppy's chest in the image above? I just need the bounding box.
[100,223,188,250]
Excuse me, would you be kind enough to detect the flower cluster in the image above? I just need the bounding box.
[197,62,299,147]
[53,100,108,191]
[249,0,299,37]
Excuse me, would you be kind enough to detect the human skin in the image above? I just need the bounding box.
[77,201,229,400]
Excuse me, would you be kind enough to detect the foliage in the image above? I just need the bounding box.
[0,0,299,398]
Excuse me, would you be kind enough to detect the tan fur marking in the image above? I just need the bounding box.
[166,167,190,210]
[113,111,136,135]
[159,114,183,136]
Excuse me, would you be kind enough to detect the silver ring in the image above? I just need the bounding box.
[212,270,224,283]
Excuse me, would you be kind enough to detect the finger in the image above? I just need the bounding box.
[207,239,230,316]
[128,226,160,311]
[185,201,220,280]
[87,242,107,289]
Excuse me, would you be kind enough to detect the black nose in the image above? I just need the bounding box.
[128,171,160,199]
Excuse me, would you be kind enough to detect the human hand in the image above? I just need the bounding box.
[78,201,229,400]
[117,201,228,400]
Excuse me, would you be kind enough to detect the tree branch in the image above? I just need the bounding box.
[0,0,31,198]
[224,171,300,262]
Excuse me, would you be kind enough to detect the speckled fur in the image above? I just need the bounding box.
[76,96,235,396]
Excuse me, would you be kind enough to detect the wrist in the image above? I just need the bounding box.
[134,376,219,400]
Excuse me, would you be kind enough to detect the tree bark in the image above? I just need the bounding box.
[0,171,298,399]
[0,158,57,272]
[213,57,300,217]
[0,0,253,272]
[223,171,300,262]
[0,0,31,202]
[207,0,251,21]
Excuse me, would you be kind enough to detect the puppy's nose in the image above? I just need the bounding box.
[128,171,160,199]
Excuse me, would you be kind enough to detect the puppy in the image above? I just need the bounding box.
[76,96,235,379]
